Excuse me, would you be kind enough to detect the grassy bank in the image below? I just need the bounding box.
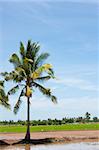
[0,123,99,133]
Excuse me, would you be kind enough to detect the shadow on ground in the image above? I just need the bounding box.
[12,138,54,145]
[0,140,10,145]
[0,136,98,146]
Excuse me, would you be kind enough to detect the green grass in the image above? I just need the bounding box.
[0,123,99,133]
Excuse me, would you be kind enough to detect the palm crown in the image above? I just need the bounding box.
[1,40,57,114]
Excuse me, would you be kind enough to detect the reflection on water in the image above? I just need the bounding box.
[25,144,30,150]
[0,142,99,150]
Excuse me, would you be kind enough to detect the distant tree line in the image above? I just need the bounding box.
[0,112,99,126]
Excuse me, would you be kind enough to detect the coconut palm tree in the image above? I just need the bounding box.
[0,80,10,109]
[1,40,57,142]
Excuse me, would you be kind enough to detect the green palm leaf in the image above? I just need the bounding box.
[35,76,51,82]
[8,85,19,95]
[32,82,57,103]
[9,53,21,68]
[0,80,10,109]
[26,41,40,60]
[13,98,22,114]
[14,88,25,114]
[0,96,10,109]
[35,53,50,69]
[0,72,8,77]
[31,64,53,79]
[15,67,27,78]
[20,41,26,59]
[0,80,4,89]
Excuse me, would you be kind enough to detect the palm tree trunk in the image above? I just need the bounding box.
[25,97,30,142]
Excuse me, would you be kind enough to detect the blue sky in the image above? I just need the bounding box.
[0,0,99,121]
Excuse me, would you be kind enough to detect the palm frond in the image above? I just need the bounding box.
[0,97,10,109]
[47,68,55,78]
[32,82,57,103]
[9,53,21,68]
[26,41,39,60]
[4,71,18,81]
[22,58,32,76]
[35,53,50,68]
[0,86,10,109]
[33,82,50,95]
[0,80,4,89]
[35,76,51,82]
[20,41,26,59]
[51,95,57,104]
[31,64,53,79]
[32,42,40,57]
[15,67,27,78]
[13,88,25,114]
[0,88,7,98]
[13,98,22,114]
[0,72,8,77]
[7,85,19,95]
[26,40,32,58]
[3,67,26,83]
[2,69,25,83]
[4,72,14,81]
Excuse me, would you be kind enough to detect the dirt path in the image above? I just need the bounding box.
[0,130,99,140]
[0,130,99,145]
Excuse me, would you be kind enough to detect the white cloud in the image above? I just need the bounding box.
[0,94,98,121]
[51,77,99,92]
[30,96,99,118]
